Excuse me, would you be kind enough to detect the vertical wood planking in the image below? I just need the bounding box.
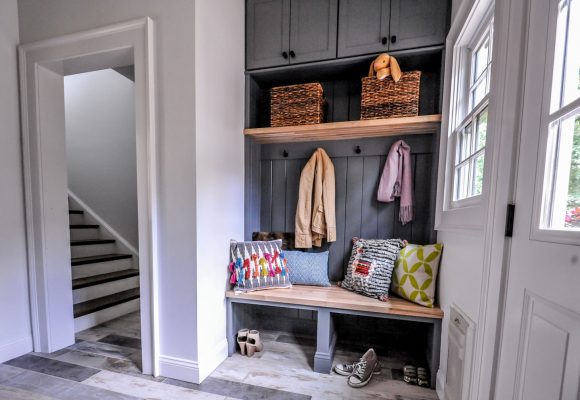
[260,160,272,232]
[377,155,396,239]
[344,157,364,272]
[253,136,436,280]
[329,157,347,281]
[284,159,302,232]
[361,156,381,239]
[412,154,432,244]
[271,160,287,231]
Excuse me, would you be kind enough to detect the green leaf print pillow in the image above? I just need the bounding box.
[391,243,443,308]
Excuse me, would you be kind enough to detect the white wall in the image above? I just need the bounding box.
[0,0,32,362]
[18,0,245,383]
[65,69,138,249]
[194,0,245,381]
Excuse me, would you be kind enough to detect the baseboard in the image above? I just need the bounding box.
[437,369,446,400]
[197,338,228,383]
[158,354,200,383]
[0,335,33,363]
[68,190,139,259]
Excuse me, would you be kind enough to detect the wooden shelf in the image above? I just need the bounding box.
[244,114,442,144]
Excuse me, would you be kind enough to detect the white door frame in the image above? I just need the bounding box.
[19,18,159,375]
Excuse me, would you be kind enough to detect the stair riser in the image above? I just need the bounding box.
[70,228,100,241]
[72,258,133,279]
[73,276,140,304]
[71,243,117,258]
[74,298,140,333]
[68,214,85,225]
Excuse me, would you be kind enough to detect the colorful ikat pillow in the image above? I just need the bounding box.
[229,239,292,293]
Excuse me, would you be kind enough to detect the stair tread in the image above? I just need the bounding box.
[72,269,139,290]
[69,210,84,214]
[70,224,99,229]
[72,253,132,266]
[70,239,115,246]
[74,288,140,318]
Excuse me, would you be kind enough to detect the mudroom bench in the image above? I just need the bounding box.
[226,285,443,389]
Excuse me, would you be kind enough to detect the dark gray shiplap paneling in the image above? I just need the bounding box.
[254,135,437,281]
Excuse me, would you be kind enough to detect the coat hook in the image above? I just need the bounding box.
[355,146,361,154]
[283,150,289,158]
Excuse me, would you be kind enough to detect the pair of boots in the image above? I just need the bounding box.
[334,348,381,388]
[236,329,263,357]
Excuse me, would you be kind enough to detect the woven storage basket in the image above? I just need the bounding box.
[270,83,325,127]
[361,71,421,119]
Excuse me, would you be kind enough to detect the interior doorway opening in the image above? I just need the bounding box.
[19,19,158,376]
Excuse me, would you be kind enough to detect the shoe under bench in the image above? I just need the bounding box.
[226,285,443,389]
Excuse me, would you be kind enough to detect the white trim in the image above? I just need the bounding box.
[158,355,200,384]
[19,18,159,376]
[0,336,34,363]
[197,338,229,383]
[68,190,139,259]
[436,369,446,400]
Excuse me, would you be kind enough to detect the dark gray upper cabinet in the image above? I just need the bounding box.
[246,0,291,70]
[289,0,338,64]
[337,0,390,58]
[388,0,447,51]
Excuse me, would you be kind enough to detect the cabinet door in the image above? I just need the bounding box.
[246,0,290,70]
[337,0,390,58]
[389,0,447,51]
[289,0,338,64]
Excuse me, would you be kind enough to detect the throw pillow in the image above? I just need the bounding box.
[341,238,405,301]
[229,239,291,293]
[391,243,443,308]
[284,250,331,287]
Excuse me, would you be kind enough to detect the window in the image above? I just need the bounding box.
[539,0,580,231]
[452,18,493,202]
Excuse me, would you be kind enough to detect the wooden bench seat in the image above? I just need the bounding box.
[226,285,442,388]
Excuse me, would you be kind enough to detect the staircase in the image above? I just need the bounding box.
[69,206,140,332]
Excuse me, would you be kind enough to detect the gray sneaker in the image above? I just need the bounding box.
[347,348,380,388]
[334,358,381,376]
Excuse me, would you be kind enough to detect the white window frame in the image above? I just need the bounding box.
[436,0,496,230]
[531,0,580,245]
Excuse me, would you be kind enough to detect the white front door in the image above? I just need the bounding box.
[494,0,580,398]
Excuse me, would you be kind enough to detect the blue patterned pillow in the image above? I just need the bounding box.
[285,250,331,287]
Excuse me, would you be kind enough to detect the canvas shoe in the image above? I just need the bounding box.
[334,358,381,376]
[347,349,381,388]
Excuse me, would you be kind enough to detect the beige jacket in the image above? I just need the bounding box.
[295,148,336,248]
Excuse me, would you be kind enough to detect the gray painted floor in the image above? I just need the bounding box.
[1,312,438,399]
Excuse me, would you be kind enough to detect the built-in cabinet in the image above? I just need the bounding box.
[246,0,448,70]
[246,0,337,69]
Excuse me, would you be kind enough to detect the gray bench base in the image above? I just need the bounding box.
[226,296,441,388]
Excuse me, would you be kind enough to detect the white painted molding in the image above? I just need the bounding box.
[197,338,228,383]
[436,369,446,400]
[0,336,33,363]
[19,16,159,376]
[68,189,138,259]
[158,355,200,384]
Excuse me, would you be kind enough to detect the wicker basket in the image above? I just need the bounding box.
[361,71,421,119]
[270,83,325,127]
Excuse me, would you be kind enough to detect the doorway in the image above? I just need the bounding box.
[19,19,159,375]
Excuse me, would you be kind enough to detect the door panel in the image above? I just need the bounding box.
[246,0,290,69]
[389,0,447,51]
[289,0,338,64]
[337,0,390,57]
[494,0,580,398]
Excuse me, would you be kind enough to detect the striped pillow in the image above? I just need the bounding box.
[341,238,405,301]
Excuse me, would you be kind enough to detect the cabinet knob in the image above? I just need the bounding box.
[391,35,397,44]
[381,37,387,45]
[289,50,296,58]
[282,51,288,59]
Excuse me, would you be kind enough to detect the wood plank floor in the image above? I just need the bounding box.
[1,312,438,399]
